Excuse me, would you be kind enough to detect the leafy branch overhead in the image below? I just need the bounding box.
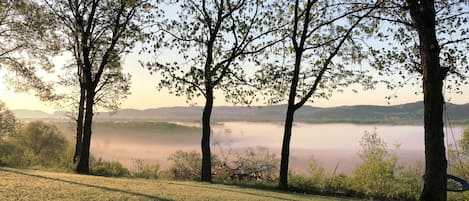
[0,0,61,100]
[145,0,283,105]
[365,0,469,95]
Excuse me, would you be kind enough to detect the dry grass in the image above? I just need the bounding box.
[0,167,356,201]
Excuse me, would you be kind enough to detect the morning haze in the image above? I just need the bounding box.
[0,1,468,201]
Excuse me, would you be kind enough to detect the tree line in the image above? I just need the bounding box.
[1,1,468,200]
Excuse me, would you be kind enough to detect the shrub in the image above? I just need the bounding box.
[288,156,326,193]
[323,174,355,196]
[90,158,130,177]
[288,172,319,193]
[350,128,420,200]
[167,150,201,180]
[214,147,279,182]
[0,101,17,137]
[132,159,161,179]
[3,121,68,168]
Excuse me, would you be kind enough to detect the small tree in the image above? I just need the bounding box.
[147,0,278,182]
[0,102,17,137]
[43,0,152,173]
[352,129,398,199]
[10,121,68,167]
[256,0,380,189]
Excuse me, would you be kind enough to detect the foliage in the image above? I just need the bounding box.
[323,174,354,197]
[255,1,378,105]
[0,121,71,169]
[5,121,68,168]
[42,0,155,173]
[132,159,161,179]
[284,130,423,200]
[447,125,469,201]
[364,1,469,94]
[146,0,273,105]
[351,128,398,199]
[0,0,60,100]
[288,157,353,196]
[0,102,17,137]
[90,158,130,178]
[460,125,469,155]
[166,150,202,180]
[146,0,279,182]
[214,147,279,182]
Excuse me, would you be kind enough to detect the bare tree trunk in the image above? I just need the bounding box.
[73,86,85,163]
[76,89,94,174]
[407,1,447,200]
[201,87,213,182]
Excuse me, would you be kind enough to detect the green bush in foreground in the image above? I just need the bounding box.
[90,158,130,177]
[0,121,69,168]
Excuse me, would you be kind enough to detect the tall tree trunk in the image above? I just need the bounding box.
[201,87,213,182]
[76,88,94,174]
[407,1,447,200]
[279,105,296,189]
[73,86,85,163]
[279,50,302,189]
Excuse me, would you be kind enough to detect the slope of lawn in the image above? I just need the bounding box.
[0,167,356,201]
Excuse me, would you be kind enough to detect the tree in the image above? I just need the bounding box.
[43,0,151,173]
[363,1,469,200]
[352,129,398,199]
[255,0,379,189]
[0,0,59,100]
[10,121,68,167]
[0,101,17,137]
[56,61,131,163]
[147,0,277,182]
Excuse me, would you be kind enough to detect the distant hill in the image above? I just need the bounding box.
[12,101,469,124]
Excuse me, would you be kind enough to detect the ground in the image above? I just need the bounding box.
[0,167,356,201]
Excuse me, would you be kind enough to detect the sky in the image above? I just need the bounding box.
[1,49,468,114]
[1,3,468,114]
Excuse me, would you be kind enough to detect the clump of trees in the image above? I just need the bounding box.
[0,104,69,168]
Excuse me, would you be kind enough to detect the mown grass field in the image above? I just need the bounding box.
[0,167,356,201]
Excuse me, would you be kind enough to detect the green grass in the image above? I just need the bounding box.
[0,167,357,201]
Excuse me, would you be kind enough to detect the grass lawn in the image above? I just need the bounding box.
[0,167,357,201]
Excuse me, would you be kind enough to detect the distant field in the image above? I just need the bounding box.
[0,167,356,201]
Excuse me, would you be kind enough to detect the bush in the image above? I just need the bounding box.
[167,150,201,180]
[90,158,130,177]
[288,172,319,193]
[214,147,279,182]
[132,159,161,179]
[2,121,69,168]
[288,156,325,193]
[323,174,355,196]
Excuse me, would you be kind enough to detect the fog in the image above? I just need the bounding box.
[57,122,464,174]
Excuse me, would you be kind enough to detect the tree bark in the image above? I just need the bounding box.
[279,105,296,189]
[201,87,214,182]
[73,86,85,163]
[279,48,303,189]
[76,88,94,174]
[407,1,447,200]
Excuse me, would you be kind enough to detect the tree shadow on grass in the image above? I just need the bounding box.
[0,168,172,201]
[168,181,307,201]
